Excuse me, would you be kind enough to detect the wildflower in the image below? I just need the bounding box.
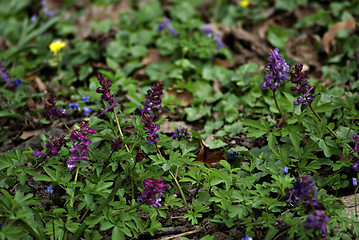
[158,18,177,36]
[353,160,359,171]
[96,74,119,114]
[31,134,70,159]
[110,137,123,152]
[31,15,37,23]
[12,78,22,89]
[43,9,56,17]
[239,0,250,7]
[41,0,46,6]
[49,40,65,54]
[0,61,22,88]
[305,210,330,237]
[83,107,92,116]
[293,86,318,106]
[350,135,359,154]
[69,103,80,113]
[44,95,68,121]
[228,151,239,159]
[66,122,95,172]
[141,81,164,115]
[172,125,189,139]
[240,236,253,240]
[286,175,317,206]
[137,178,167,209]
[81,96,90,102]
[261,48,289,91]
[135,149,146,162]
[284,167,289,174]
[0,223,3,228]
[45,186,54,194]
[353,177,358,187]
[202,25,225,50]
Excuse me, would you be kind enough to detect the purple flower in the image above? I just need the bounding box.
[141,82,164,115]
[96,74,119,115]
[31,134,69,160]
[43,9,56,17]
[0,61,22,88]
[228,151,239,159]
[83,107,92,116]
[284,167,288,174]
[31,15,37,23]
[353,177,358,187]
[202,25,225,50]
[203,25,213,37]
[172,125,189,139]
[305,210,330,237]
[350,135,359,154]
[45,186,54,194]
[12,78,22,89]
[66,122,95,172]
[69,103,80,113]
[261,48,289,91]
[293,86,318,106]
[41,0,46,6]
[81,96,90,102]
[158,18,177,36]
[287,175,317,206]
[137,178,167,208]
[353,160,359,171]
[44,95,68,121]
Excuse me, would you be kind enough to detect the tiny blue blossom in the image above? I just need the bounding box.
[45,186,54,194]
[158,18,177,36]
[284,167,288,174]
[81,96,90,102]
[353,177,358,187]
[69,103,80,113]
[83,107,92,116]
[31,15,37,23]
[241,236,253,240]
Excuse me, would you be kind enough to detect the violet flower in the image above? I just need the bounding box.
[350,135,359,154]
[305,210,330,237]
[240,236,253,240]
[0,61,22,88]
[353,177,358,187]
[286,175,317,206]
[137,177,167,209]
[158,18,177,36]
[31,134,69,160]
[202,25,225,50]
[228,151,239,159]
[284,167,289,174]
[81,96,90,102]
[83,107,92,116]
[44,95,68,121]
[96,74,119,114]
[293,86,318,106]
[66,122,95,172]
[261,48,289,91]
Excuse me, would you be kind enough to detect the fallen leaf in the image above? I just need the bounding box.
[142,49,165,66]
[32,77,47,92]
[322,17,356,55]
[160,121,188,134]
[195,140,226,167]
[166,88,194,107]
[20,130,41,140]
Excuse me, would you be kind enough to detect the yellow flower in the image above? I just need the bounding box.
[49,40,66,54]
[239,0,250,7]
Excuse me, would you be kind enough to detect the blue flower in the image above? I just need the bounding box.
[284,167,288,174]
[69,103,80,113]
[31,15,37,23]
[241,236,253,240]
[158,18,177,36]
[228,151,239,159]
[353,177,358,187]
[81,96,90,102]
[83,107,92,116]
[45,186,54,194]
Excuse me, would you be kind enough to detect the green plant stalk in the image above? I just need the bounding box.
[71,175,122,240]
[156,143,188,208]
[70,165,80,207]
[60,118,71,133]
[273,91,287,124]
[113,109,130,152]
[309,103,340,139]
[112,202,145,216]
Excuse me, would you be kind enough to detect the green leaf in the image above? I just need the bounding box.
[267,26,290,49]
[32,174,52,182]
[243,119,269,131]
[204,139,227,149]
[0,111,25,120]
[112,226,124,240]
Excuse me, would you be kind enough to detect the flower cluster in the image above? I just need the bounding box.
[66,122,95,172]
[261,48,289,91]
[228,151,239,159]
[0,61,22,89]
[290,64,318,107]
[135,149,146,162]
[110,137,124,152]
[141,82,164,146]
[305,210,330,237]
[286,175,330,237]
[172,125,189,139]
[31,134,70,160]
[69,103,80,113]
[203,25,225,50]
[96,74,119,114]
[158,18,177,36]
[44,95,68,121]
[137,178,166,209]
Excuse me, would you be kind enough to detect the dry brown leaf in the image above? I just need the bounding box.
[195,140,226,168]
[160,121,188,134]
[166,88,194,107]
[142,49,162,66]
[26,97,36,110]
[322,17,357,55]
[32,77,47,92]
[20,130,41,140]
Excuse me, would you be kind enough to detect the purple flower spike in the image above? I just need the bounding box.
[261,48,289,92]
[158,18,177,36]
[96,74,119,115]
[44,95,68,121]
[305,210,330,237]
[293,86,318,106]
[172,125,189,139]
[137,178,167,209]
[141,82,164,115]
[31,134,69,160]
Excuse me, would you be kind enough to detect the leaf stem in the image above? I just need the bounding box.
[273,91,287,125]
[308,103,340,139]
[113,109,130,152]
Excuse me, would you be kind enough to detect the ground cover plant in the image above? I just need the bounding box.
[1,0,359,239]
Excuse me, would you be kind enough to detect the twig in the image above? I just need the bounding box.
[157,226,203,240]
